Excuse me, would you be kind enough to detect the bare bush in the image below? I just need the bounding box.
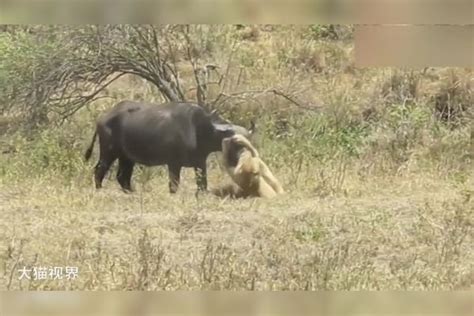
[433,70,472,125]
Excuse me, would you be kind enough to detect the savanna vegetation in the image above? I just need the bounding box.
[0,25,472,290]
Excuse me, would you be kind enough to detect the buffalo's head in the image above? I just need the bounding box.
[204,108,257,153]
[210,123,236,152]
[209,109,256,139]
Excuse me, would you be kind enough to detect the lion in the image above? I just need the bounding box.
[212,134,284,198]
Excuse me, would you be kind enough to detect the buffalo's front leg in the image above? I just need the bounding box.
[194,161,208,192]
[167,164,182,193]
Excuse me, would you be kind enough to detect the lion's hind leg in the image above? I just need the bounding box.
[258,160,284,194]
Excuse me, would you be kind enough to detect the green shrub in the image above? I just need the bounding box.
[0,127,87,182]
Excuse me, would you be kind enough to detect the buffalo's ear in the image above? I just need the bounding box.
[208,109,220,123]
[209,109,231,125]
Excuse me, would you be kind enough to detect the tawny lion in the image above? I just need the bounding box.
[213,134,284,198]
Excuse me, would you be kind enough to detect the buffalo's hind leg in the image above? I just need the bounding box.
[117,157,135,193]
[167,163,182,194]
[94,155,117,189]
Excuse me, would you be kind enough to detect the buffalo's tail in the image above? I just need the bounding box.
[84,131,97,161]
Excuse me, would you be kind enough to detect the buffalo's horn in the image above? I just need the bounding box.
[213,123,233,132]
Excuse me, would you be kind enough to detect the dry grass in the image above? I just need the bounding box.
[1,167,472,290]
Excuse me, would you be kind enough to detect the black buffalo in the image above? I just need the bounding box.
[84,101,251,193]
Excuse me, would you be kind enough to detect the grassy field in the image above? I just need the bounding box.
[0,26,472,290]
[1,147,472,290]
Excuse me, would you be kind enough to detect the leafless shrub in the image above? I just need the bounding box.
[433,71,472,125]
[380,70,421,105]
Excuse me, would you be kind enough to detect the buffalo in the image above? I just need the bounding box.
[84,100,252,193]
